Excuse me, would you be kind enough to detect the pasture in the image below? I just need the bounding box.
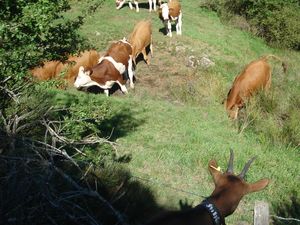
[4,0,299,224]
[66,0,300,224]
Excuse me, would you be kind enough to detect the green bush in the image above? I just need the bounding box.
[0,0,87,83]
[201,0,300,50]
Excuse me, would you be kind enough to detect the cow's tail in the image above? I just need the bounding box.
[263,54,287,74]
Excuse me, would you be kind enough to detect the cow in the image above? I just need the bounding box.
[30,60,64,81]
[116,0,160,12]
[29,50,100,85]
[159,0,182,37]
[74,38,134,96]
[225,54,287,120]
[129,20,153,65]
[146,149,269,225]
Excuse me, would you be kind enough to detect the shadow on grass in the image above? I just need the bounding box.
[273,193,300,225]
[0,134,166,225]
[98,109,144,142]
[78,83,125,95]
[158,23,177,36]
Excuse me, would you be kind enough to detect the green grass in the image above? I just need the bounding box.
[62,0,300,223]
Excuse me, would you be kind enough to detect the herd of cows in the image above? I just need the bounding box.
[28,1,288,224]
[29,0,287,120]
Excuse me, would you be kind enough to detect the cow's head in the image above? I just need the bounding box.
[115,0,125,8]
[74,66,92,88]
[160,3,169,20]
[208,149,269,216]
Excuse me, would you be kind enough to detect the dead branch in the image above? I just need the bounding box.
[52,164,128,225]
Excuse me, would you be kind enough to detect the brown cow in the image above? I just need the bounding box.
[30,60,64,81]
[29,50,100,84]
[74,39,134,95]
[160,0,182,37]
[129,20,153,65]
[225,54,287,119]
[146,149,269,225]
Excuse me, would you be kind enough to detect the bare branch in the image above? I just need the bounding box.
[52,165,128,225]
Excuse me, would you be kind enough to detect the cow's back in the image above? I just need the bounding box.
[129,20,152,57]
[106,42,132,66]
[89,60,126,85]
[30,60,64,80]
[235,59,271,96]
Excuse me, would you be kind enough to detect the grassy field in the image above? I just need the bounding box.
[63,0,300,224]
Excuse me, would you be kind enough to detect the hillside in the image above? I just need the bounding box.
[65,0,300,224]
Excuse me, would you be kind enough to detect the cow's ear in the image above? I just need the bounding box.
[208,160,222,185]
[84,66,92,75]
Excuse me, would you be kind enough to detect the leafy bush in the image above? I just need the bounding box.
[201,0,300,50]
[0,0,87,83]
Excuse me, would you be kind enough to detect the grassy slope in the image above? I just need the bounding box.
[66,0,300,224]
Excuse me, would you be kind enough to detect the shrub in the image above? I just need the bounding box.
[201,0,300,50]
[0,0,87,83]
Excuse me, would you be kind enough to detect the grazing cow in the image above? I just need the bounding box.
[129,20,153,65]
[116,0,160,12]
[159,0,182,37]
[146,149,269,225]
[225,54,287,119]
[74,39,134,95]
[29,50,100,84]
[30,61,64,81]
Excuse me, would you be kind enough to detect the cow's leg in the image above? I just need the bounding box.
[116,80,128,94]
[128,0,134,10]
[128,56,135,89]
[167,20,172,37]
[134,1,139,12]
[148,0,152,12]
[142,48,150,65]
[176,12,182,35]
[116,0,126,9]
[150,36,153,57]
[153,0,157,11]
[265,72,272,91]
[104,89,109,96]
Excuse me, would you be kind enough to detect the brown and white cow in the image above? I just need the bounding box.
[74,38,134,96]
[129,20,153,65]
[225,54,287,119]
[116,0,160,12]
[29,50,100,85]
[159,0,182,37]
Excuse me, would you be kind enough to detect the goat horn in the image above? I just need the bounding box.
[239,156,257,179]
[226,148,234,173]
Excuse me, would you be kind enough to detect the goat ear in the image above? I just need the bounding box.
[247,179,270,194]
[208,160,222,185]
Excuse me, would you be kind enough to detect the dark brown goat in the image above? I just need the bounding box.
[146,150,270,225]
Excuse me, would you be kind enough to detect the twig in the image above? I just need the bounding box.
[271,215,300,223]
[52,165,128,225]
